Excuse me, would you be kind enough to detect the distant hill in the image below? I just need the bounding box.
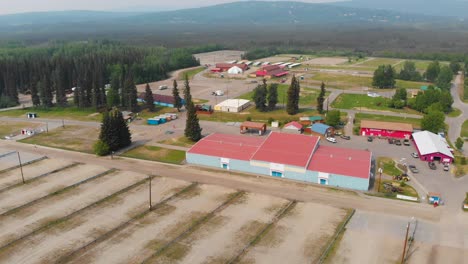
[333,0,468,18]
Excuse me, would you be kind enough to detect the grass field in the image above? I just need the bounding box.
[0,107,101,121]
[157,136,195,148]
[331,94,421,115]
[122,145,186,164]
[377,157,402,177]
[19,125,98,153]
[308,72,429,90]
[199,106,318,124]
[447,108,462,118]
[358,58,403,68]
[462,120,468,138]
[238,84,329,106]
[354,113,421,129]
[376,180,419,199]
[178,66,205,80]
[0,121,41,138]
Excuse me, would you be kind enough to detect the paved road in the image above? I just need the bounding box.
[447,73,468,152]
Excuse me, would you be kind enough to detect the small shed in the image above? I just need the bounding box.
[283,121,303,133]
[214,99,250,113]
[299,116,323,126]
[26,113,37,119]
[310,123,334,137]
[227,66,243,75]
[240,121,267,135]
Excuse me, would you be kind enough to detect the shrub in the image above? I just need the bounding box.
[400,181,407,187]
[268,117,274,124]
[461,156,467,165]
[246,116,252,121]
[94,140,110,156]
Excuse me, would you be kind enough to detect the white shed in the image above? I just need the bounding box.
[214,99,251,113]
[227,66,243,75]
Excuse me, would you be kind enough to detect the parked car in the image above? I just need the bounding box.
[395,139,402,146]
[367,137,373,142]
[334,131,342,136]
[408,165,419,173]
[158,85,168,90]
[443,164,449,171]
[428,162,437,170]
[326,137,337,143]
[388,138,394,144]
[411,152,419,158]
[340,135,351,140]
[403,139,410,146]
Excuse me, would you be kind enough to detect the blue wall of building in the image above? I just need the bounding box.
[186,153,369,191]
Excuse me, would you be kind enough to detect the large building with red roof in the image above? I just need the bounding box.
[256,65,288,78]
[186,132,372,191]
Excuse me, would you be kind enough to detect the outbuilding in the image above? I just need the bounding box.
[256,65,288,78]
[412,131,454,163]
[227,66,243,75]
[138,93,186,108]
[283,121,303,133]
[360,120,413,139]
[214,99,250,113]
[240,121,267,135]
[186,132,372,191]
[310,123,334,137]
[215,63,249,72]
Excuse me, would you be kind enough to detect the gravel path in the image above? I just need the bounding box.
[0,164,107,214]
[0,171,147,247]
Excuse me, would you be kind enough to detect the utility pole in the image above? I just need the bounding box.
[378,167,383,192]
[46,122,48,133]
[17,152,25,184]
[148,175,152,211]
[401,221,410,264]
[62,119,65,128]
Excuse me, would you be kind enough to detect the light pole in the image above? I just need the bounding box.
[17,152,25,184]
[401,217,415,264]
[378,166,383,192]
[148,175,152,211]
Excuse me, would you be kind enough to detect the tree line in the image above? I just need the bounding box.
[0,41,200,109]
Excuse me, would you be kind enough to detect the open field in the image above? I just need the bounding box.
[158,136,195,148]
[178,66,206,80]
[0,107,101,122]
[0,151,353,264]
[0,120,41,138]
[19,125,99,154]
[354,113,421,129]
[303,57,348,65]
[194,50,244,66]
[122,145,186,164]
[237,84,330,106]
[332,94,421,115]
[357,58,403,68]
[462,120,468,138]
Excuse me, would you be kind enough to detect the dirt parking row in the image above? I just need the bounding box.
[0,148,44,171]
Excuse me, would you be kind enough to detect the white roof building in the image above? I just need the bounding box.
[227,66,243,74]
[214,99,251,113]
[412,131,454,161]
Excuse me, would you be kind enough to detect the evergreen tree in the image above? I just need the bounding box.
[253,80,268,112]
[317,82,326,114]
[183,76,202,141]
[267,83,278,110]
[123,74,138,112]
[286,75,300,115]
[39,75,53,107]
[372,65,396,88]
[31,81,41,106]
[98,107,132,153]
[172,79,182,112]
[455,137,464,150]
[144,83,155,111]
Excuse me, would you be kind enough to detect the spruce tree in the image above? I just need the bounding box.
[267,83,278,110]
[98,107,132,153]
[172,79,182,112]
[31,81,41,106]
[253,80,268,112]
[183,76,202,141]
[317,82,326,114]
[286,75,299,115]
[123,74,138,112]
[144,83,155,111]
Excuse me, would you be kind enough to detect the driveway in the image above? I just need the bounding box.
[447,73,468,152]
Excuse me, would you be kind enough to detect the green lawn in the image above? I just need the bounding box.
[178,66,205,80]
[199,106,318,124]
[358,58,403,68]
[462,120,468,138]
[331,94,421,115]
[377,157,402,177]
[157,136,195,148]
[122,145,186,164]
[237,84,329,106]
[0,121,41,138]
[354,113,421,129]
[377,180,419,199]
[447,108,462,118]
[0,107,101,121]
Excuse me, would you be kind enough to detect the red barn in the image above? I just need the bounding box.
[256,65,288,78]
[360,120,413,139]
[214,63,249,72]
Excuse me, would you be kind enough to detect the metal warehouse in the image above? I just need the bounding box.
[360,120,413,139]
[186,132,372,191]
[412,131,454,163]
[214,99,251,113]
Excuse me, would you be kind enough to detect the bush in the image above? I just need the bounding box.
[353,126,360,135]
[268,117,274,124]
[94,140,110,156]
[400,181,407,187]
[461,156,467,165]
[246,116,252,121]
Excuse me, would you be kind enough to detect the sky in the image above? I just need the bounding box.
[0,0,340,15]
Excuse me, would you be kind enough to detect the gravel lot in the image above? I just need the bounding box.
[303,57,348,65]
[0,148,44,171]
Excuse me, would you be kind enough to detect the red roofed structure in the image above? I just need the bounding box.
[187,133,264,161]
[215,63,249,72]
[308,146,372,179]
[252,133,318,168]
[256,65,288,78]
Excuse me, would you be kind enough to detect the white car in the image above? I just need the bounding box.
[158,85,168,90]
[326,137,337,143]
[411,152,419,158]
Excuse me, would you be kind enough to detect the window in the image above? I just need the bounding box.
[271,171,283,177]
[221,163,229,170]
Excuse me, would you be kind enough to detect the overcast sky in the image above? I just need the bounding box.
[0,0,340,15]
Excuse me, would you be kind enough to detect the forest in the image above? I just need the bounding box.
[0,41,215,109]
